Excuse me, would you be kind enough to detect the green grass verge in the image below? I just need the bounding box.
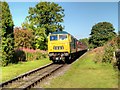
[1,58,52,83]
[42,52,118,88]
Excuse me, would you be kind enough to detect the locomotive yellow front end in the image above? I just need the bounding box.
[48,31,71,63]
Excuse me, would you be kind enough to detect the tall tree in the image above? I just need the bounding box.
[22,2,64,50]
[0,1,14,66]
[89,22,116,48]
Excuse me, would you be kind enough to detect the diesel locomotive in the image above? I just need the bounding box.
[48,31,87,63]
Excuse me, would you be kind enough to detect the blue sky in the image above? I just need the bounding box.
[8,2,118,39]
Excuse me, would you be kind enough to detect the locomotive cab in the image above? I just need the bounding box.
[48,31,71,63]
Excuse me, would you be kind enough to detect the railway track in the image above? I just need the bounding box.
[1,50,87,89]
[0,63,64,89]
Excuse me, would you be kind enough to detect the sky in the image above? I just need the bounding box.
[7,1,118,39]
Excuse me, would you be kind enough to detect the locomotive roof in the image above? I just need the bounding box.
[51,31,69,34]
[50,31,78,40]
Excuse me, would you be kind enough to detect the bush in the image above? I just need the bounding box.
[93,47,104,63]
[22,48,47,61]
[2,36,14,66]
[115,50,120,70]
[102,38,117,64]
[14,49,26,63]
[102,45,115,63]
[93,38,118,66]
[7,48,48,65]
[117,36,120,49]
[25,51,47,61]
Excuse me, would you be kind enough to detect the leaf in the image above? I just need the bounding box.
[22,2,65,50]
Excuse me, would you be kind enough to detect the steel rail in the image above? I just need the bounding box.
[19,64,64,90]
[0,63,53,88]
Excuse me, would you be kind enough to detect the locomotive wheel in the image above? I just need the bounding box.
[65,56,70,64]
[52,60,56,64]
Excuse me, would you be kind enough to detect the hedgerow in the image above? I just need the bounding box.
[14,48,47,62]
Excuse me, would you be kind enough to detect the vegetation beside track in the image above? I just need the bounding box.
[41,51,118,88]
[1,58,52,83]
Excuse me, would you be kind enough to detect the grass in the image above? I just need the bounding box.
[1,58,52,83]
[41,51,118,88]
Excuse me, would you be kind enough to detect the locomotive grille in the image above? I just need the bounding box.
[53,46,64,50]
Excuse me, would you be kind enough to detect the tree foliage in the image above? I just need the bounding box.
[22,2,64,50]
[14,27,34,49]
[89,22,116,48]
[79,38,89,48]
[0,1,14,66]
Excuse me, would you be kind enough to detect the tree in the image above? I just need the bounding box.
[0,1,14,66]
[89,22,116,48]
[14,27,34,49]
[22,2,64,50]
[79,38,89,48]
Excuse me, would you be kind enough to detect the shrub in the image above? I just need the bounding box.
[117,36,120,49]
[14,49,26,63]
[25,51,47,61]
[93,38,118,65]
[102,45,115,63]
[93,47,104,63]
[102,38,117,64]
[22,48,47,61]
[2,36,14,66]
[11,48,48,64]
[115,50,120,70]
